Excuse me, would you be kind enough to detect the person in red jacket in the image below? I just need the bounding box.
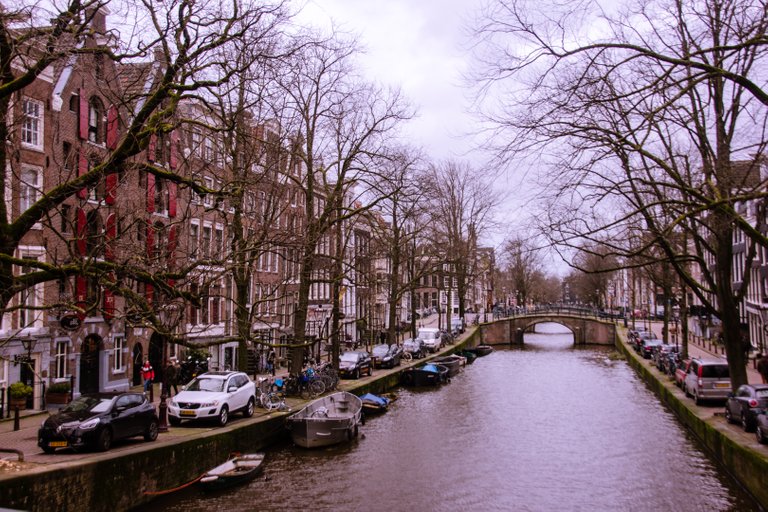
[140,360,154,393]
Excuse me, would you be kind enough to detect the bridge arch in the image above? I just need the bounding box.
[479,312,617,346]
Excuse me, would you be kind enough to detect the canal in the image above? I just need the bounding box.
[145,323,760,511]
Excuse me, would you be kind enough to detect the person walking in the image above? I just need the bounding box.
[140,360,154,393]
[164,360,179,396]
[267,348,276,377]
[757,353,768,384]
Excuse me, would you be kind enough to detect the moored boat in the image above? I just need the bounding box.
[359,393,390,414]
[460,349,478,364]
[286,391,363,448]
[400,363,449,387]
[430,354,464,378]
[198,452,265,491]
[466,345,493,357]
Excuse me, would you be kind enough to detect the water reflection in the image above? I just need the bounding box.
[145,323,758,512]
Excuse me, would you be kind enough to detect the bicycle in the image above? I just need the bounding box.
[298,368,326,399]
[257,377,290,411]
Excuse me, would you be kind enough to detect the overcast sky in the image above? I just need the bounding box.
[299,0,483,163]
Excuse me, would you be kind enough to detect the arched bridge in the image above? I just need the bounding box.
[479,308,618,346]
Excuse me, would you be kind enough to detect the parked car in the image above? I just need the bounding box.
[725,384,768,432]
[641,338,664,359]
[674,359,692,388]
[168,371,256,427]
[339,351,373,379]
[418,328,443,353]
[652,343,678,372]
[683,358,731,405]
[403,337,426,359]
[371,344,402,369]
[38,392,158,453]
[755,411,768,444]
[634,331,657,353]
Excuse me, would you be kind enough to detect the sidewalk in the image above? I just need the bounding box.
[643,320,764,384]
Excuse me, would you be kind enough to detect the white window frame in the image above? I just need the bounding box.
[55,341,69,379]
[112,336,126,373]
[18,251,43,328]
[20,167,41,214]
[21,97,44,150]
[189,222,199,260]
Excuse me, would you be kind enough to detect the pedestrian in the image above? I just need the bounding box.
[140,359,154,393]
[267,348,276,377]
[164,360,179,396]
[757,353,768,384]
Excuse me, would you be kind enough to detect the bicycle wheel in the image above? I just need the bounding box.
[402,351,413,361]
[265,392,283,411]
[300,383,311,399]
[309,379,326,397]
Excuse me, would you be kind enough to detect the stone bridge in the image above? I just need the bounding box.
[479,311,617,346]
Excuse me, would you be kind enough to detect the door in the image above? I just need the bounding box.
[132,344,143,386]
[19,355,35,409]
[80,335,102,394]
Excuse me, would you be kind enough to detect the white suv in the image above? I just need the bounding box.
[169,371,256,427]
[418,328,442,353]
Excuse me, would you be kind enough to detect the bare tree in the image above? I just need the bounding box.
[474,0,768,388]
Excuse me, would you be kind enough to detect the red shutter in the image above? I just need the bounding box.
[169,130,179,169]
[78,152,88,199]
[147,134,157,162]
[75,276,87,320]
[103,282,115,321]
[168,182,177,218]
[76,208,87,256]
[79,89,88,140]
[146,173,155,213]
[105,173,117,205]
[105,213,116,261]
[106,104,118,149]
[145,283,154,305]
[146,223,155,258]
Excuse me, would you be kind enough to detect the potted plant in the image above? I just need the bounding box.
[45,381,71,405]
[9,382,33,410]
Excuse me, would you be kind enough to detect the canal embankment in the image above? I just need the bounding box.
[0,329,482,512]
[616,329,768,508]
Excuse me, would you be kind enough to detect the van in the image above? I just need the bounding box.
[683,358,731,404]
[417,328,442,353]
[450,317,464,334]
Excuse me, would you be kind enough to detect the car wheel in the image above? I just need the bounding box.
[95,428,112,452]
[144,419,159,442]
[218,405,229,427]
[742,411,754,432]
[756,426,765,444]
[243,397,255,418]
[169,416,182,426]
[353,368,360,380]
[368,366,373,376]
[693,390,701,405]
[725,406,735,424]
[41,446,56,454]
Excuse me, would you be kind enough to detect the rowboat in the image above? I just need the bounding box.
[430,354,465,378]
[359,393,390,414]
[401,363,449,386]
[286,391,363,448]
[198,452,265,491]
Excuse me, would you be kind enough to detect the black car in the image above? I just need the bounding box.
[725,384,768,432]
[371,344,402,369]
[38,392,159,453]
[338,351,373,379]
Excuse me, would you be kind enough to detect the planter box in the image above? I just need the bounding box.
[45,392,70,405]
[9,398,27,410]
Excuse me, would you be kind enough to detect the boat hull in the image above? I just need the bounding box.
[286,391,363,448]
[430,355,463,378]
[401,364,449,386]
[198,453,265,491]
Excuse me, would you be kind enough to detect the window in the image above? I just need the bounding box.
[215,227,223,259]
[21,98,43,149]
[189,283,199,325]
[203,177,214,207]
[202,225,211,258]
[55,341,69,379]
[189,223,199,260]
[19,259,40,328]
[88,97,104,144]
[155,178,168,215]
[61,205,71,233]
[20,168,40,213]
[112,336,125,372]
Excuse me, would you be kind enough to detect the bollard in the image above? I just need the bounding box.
[13,407,20,431]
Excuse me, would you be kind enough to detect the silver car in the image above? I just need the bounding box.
[683,359,731,405]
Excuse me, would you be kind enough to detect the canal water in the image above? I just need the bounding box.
[146,323,760,511]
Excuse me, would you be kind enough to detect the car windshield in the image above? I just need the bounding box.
[62,396,114,414]
[186,376,225,392]
[372,345,388,356]
[340,352,360,362]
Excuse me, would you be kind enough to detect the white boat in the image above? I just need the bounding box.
[285,391,363,448]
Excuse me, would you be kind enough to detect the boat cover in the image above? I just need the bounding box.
[422,364,440,373]
[359,393,389,406]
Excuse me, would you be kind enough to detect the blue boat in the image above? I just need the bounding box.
[401,363,449,387]
[359,393,390,414]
